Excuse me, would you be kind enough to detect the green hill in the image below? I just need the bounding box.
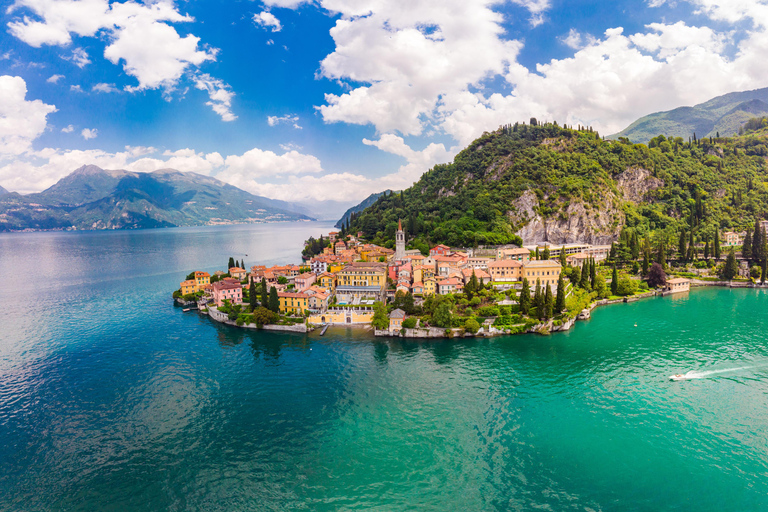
[335,190,391,229]
[610,87,768,144]
[0,165,315,231]
[344,121,768,250]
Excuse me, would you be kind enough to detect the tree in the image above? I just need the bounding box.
[544,283,554,320]
[762,256,767,284]
[433,302,453,328]
[642,250,650,274]
[647,262,667,288]
[714,227,721,259]
[555,273,566,313]
[465,317,480,334]
[590,258,597,288]
[252,307,278,327]
[260,278,268,306]
[743,230,752,261]
[594,275,608,298]
[249,280,258,309]
[228,256,235,269]
[559,249,567,267]
[269,287,280,313]
[579,262,591,290]
[519,278,531,315]
[371,302,389,330]
[185,271,196,281]
[616,276,638,296]
[754,221,763,263]
[678,230,687,261]
[704,239,710,260]
[656,240,667,268]
[611,265,619,296]
[542,246,550,260]
[722,249,739,280]
[569,266,581,286]
[533,279,543,318]
[466,270,479,298]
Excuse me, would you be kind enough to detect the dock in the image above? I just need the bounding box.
[320,325,329,336]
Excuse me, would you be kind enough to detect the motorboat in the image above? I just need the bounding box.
[669,373,688,381]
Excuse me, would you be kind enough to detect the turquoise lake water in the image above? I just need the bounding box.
[2,222,768,511]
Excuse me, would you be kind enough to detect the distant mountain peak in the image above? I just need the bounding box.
[611,86,768,143]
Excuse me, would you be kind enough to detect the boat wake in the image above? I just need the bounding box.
[670,366,758,381]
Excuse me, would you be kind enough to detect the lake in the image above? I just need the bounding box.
[2,222,768,511]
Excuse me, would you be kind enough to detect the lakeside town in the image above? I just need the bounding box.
[173,219,768,337]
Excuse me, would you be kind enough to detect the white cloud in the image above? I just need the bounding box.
[316,0,522,136]
[560,28,596,50]
[124,145,156,157]
[81,128,98,139]
[69,84,83,92]
[64,47,90,68]
[0,75,57,156]
[510,0,551,27]
[92,82,119,93]
[7,0,230,117]
[46,73,64,83]
[267,114,301,129]
[61,124,74,133]
[279,142,303,151]
[193,74,237,122]
[254,11,282,32]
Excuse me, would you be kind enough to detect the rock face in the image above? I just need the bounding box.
[616,167,664,203]
[508,190,623,245]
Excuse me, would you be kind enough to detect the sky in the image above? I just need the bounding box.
[2,0,768,217]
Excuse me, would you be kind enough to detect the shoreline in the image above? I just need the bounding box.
[177,278,762,339]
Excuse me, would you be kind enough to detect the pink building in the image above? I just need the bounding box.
[212,281,242,307]
[295,272,317,290]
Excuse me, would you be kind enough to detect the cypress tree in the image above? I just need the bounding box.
[656,239,667,268]
[559,248,567,267]
[642,250,649,275]
[579,262,591,290]
[534,279,543,319]
[743,230,753,261]
[249,280,257,309]
[555,273,566,313]
[704,239,710,260]
[611,265,619,296]
[723,249,739,280]
[544,283,554,320]
[542,247,550,260]
[260,278,269,306]
[754,221,763,263]
[714,227,721,259]
[228,256,235,270]
[269,287,280,313]
[519,278,531,315]
[678,230,687,261]
[762,254,767,284]
[590,258,597,288]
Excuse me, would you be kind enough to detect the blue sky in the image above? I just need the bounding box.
[1,0,768,216]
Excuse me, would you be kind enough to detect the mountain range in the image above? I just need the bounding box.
[335,190,391,228]
[0,165,314,231]
[610,87,768,144]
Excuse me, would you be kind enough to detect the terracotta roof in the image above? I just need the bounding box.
[181,279,195,286]
[213,281,241,291]
[525,260,562,268]
[462,268,491,278]
[194,271,210,277]
[438,277,463,286]
[667,277,690,284]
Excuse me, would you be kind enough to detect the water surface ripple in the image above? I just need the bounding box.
[2,223,768,511]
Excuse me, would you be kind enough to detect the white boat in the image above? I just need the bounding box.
[669,373,688,381]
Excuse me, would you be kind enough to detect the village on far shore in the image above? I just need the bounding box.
[174,219,767,338]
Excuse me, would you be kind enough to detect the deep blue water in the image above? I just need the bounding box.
[2,222,768,511]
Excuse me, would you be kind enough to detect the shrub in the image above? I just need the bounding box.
[465,317,480,333]
[402,318,417,329]
[477,305,500,317]
[616,276,638,296]
[172,290,182,299]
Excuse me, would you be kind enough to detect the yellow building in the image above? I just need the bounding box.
[522,260,562,289]
[180,280,197,296]
[278,292,309,315]
[336,263,387,302]
[317,272,336,292]
[423,277,437,296]
[308,307,375,325]
[488,260,523,282]
[328,262,345,273]
[194,271,211,290]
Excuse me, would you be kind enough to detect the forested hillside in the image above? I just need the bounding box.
[343,120,768,252]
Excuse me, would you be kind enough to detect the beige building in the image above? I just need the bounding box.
[722,231,745,247]
[664,277,690,295]
[488,259,523,282]
[497,247,530,262]
[522,260,562,289]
